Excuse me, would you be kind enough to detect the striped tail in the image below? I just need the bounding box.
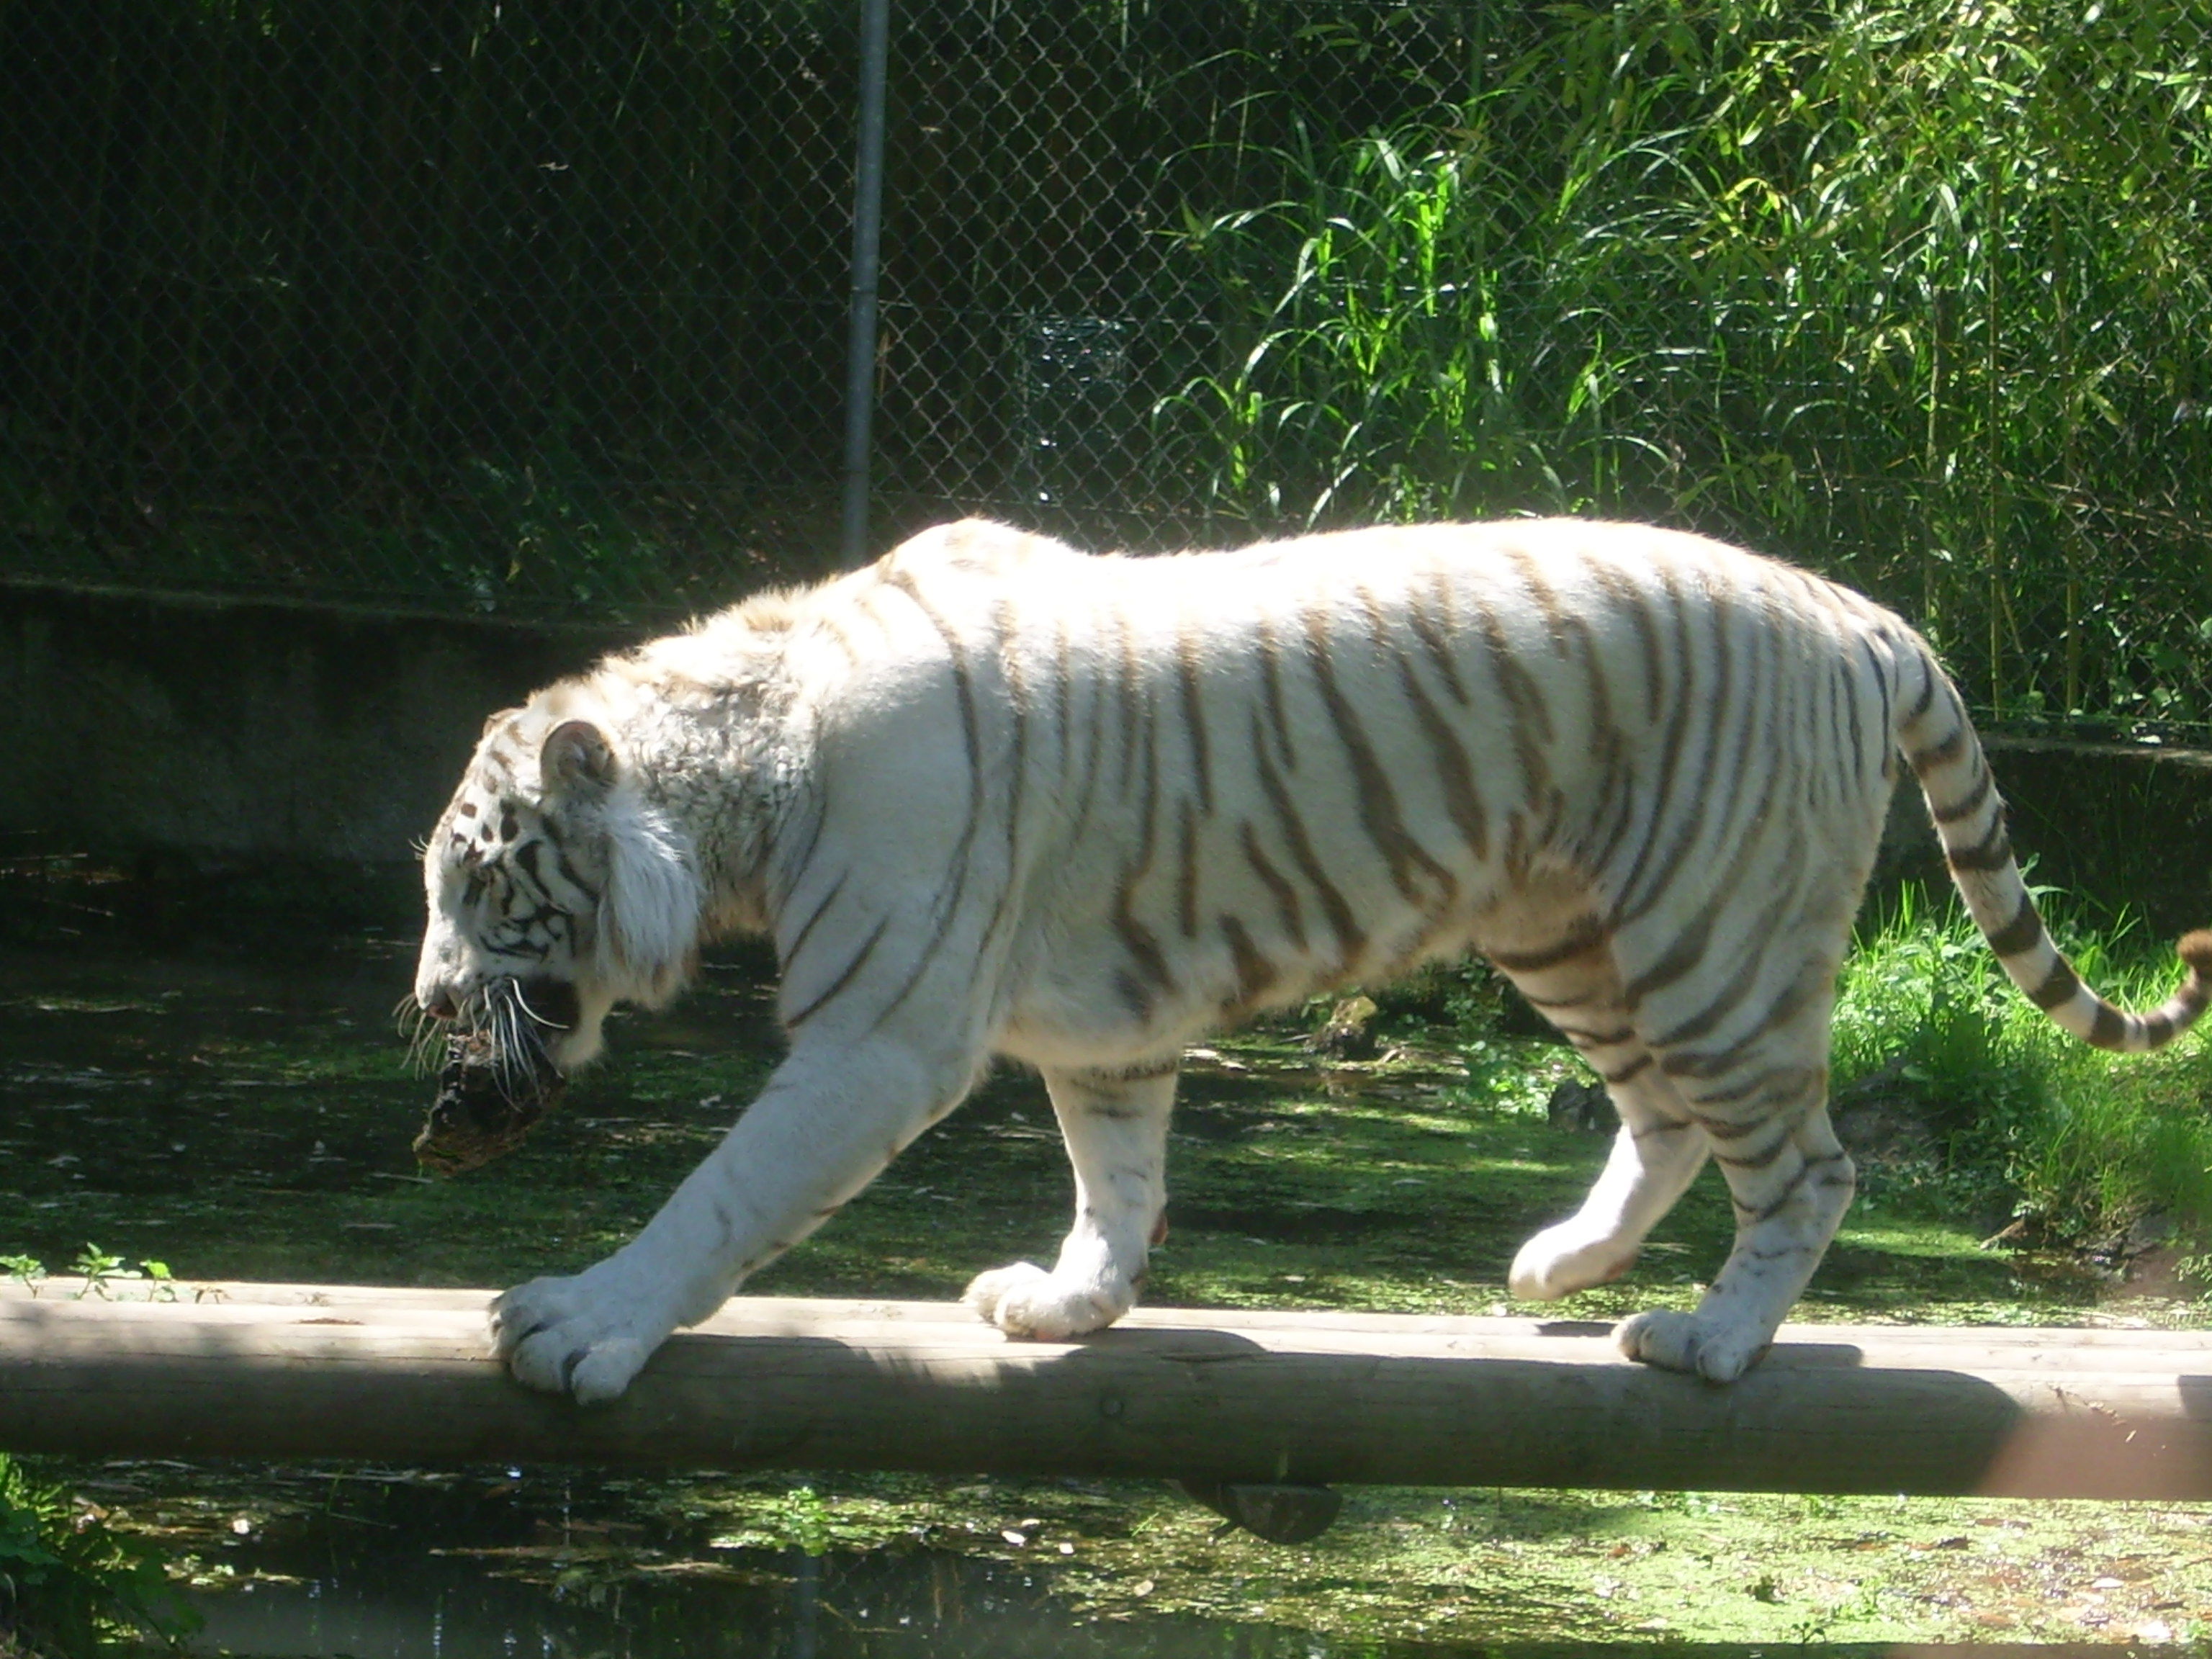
[1897,647,2212,1053]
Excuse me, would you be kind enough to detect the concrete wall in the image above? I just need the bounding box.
[0,580,629,868]
[1881,734,2212,938]
[4,578,2208,935]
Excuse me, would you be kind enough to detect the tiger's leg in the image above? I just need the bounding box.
[494,1027,984,1403]
[1615,1009,1855,1383]
[1507,1067,1709,1300]
[1498,950,1710,1300]
[966,1060,1176,1341]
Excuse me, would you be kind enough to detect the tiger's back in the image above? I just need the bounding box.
[817,521,1905,1068]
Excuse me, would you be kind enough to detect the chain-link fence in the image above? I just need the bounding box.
[4,1,2211,734]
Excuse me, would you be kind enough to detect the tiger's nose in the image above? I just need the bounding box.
[418,986,460,1022]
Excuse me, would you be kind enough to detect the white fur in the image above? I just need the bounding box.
[596,792,701,1002]
[411,517,2205,1403]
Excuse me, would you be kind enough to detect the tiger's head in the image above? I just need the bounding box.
[413,707,703,1089]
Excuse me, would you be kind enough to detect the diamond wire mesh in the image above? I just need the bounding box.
[1,1,2208,735]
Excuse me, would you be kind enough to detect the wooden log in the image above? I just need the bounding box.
[4,1282,2210,1499]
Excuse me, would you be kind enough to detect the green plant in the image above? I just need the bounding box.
[1831,885,2212,1242]
[65,1247,133,1302]
[1160,0,2212,733]
[0,1454,197,1657]
[0,1258,42,1299]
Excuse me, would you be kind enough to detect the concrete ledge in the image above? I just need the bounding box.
[0,580,628,867]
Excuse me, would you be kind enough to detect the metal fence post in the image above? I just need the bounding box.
[839,0,891,568]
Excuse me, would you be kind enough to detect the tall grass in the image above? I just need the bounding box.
[1833,885,2212,1243]
[1159,0,2212,733]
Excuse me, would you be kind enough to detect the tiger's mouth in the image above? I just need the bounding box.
[413,977,575,1177]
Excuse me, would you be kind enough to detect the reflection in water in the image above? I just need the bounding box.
[191,1537,1354,1659]
[188,1552,2146,1659]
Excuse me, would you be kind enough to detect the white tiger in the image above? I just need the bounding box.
[412,518,2212,1403]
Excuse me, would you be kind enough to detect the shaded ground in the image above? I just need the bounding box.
[4,928,2211,1650]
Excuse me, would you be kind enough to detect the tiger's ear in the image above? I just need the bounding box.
[541,720,617,799]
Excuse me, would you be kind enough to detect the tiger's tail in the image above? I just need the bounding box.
[1896,642,2212,1053]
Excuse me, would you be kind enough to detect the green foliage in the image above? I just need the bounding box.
[1832,885,2212,1240]
[1161,0,2212,732]
[0,1455,197,1658]
[0,1259,42,1299]
[0,1251,178,1305]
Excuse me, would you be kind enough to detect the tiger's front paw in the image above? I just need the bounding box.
[490,1272,672,1404]
[1614,1308,1769,1383]
[963,1262,1129,1341]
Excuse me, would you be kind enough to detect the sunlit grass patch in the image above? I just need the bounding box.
[1833,883,2212,1250]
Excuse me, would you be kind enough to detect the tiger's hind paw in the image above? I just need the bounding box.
[1614,1308,1771,1383]
[1507,1224,1639,1301]
[963,1262,1128,1341]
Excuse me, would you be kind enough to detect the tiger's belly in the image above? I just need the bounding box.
[989,873,1503,1072]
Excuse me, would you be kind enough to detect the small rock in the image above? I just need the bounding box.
[1308,995,1380,1060]
[1547,1077,1616,1133]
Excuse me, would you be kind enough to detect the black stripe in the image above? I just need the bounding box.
[1987,890,2044,958]
[1176,619,1215,814]
[2026,956,2079,1011]
[1505,546,1573,657]
[1647,938,1767,1049]
[1863,637,1895,781]
[1256,615,1299,771]
[778,873,850,971]
[1488,914,1608,974]
[1411,570,1471,704]
[784,914,891,1028]
[1839,657,1863,791]
[1712,1131,1791,1171]
[1218,913,1279,1010]
[1902,657,1938,725]
[1930,766,1995,825]
[2089,1003,2127,1048]
[1679,1061,1812,1110]
[1614,569,1725,926]
[1176,799,1200,940]
[1589,561,1665,712]
[1110,706,1174,1010]
[1254,740,1364,967]
[1622,907,1716,1009]
[1303,608,1455,906]
[1910,729,1966,774]
[1945,820,2013,873]
[1238,814,1308,951]
[1475,599,1555,793]
[886,571,983,804]
[1077,1056,1179,1083]
[768,788,830,914]
[1395,655,1490,863]
[1051,613,1074,775]
[1601,1053,1653,1086]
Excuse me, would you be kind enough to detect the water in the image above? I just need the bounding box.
[161,1468,1442,1659]
[192,1542,1344,1659]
